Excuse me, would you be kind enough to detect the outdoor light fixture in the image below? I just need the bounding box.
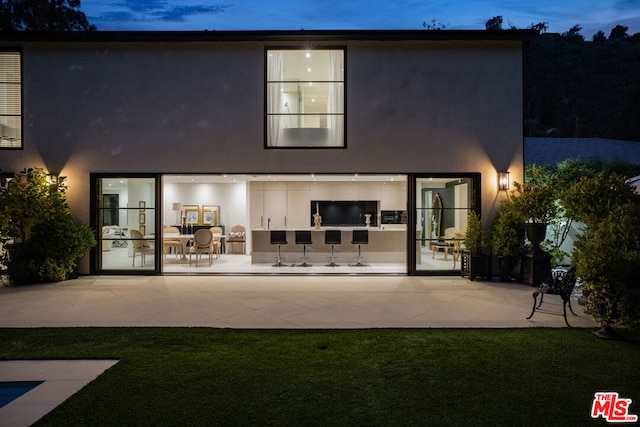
[498,171,510,191]
[172,202,183,226]
[46,174,59,185]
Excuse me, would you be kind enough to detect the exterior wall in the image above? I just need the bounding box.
[0,35,525,271]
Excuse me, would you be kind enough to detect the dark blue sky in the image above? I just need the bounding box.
[81,0,640,38]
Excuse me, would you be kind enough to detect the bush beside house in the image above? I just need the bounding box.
[0,168,95,285]
[561,173,640,334]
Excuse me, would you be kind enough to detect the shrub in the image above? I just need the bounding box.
[464,211,486,255]
[572,195,640,332]
[0,168,95,285]
[490,200,525,257]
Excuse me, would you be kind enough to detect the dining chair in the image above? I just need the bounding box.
[226,224,246,254]
[130,229,154,267]
[163,226,182,259]
[209,226,223,259]
[189,229,214,267]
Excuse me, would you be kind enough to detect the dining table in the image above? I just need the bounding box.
[163,233,226,261]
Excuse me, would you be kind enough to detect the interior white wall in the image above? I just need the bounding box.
[163,182,247,230]
[454,183,469,232]
[125,180,155,234]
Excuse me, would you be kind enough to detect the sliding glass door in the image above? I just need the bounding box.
[411,174,480,275]
[91,174,160,274]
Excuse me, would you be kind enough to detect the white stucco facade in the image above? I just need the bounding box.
[0,30,533,275]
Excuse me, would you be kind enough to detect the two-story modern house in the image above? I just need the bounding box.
[0,29,534,276]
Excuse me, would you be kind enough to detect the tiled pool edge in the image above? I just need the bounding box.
[0,360,119,427]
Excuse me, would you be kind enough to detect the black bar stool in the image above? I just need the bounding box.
[270,230,288,267]
[350,229,369,267]
[324,229,341,267]
[295,230,313,267]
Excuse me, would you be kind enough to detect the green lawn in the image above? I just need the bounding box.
[1,328,639,426]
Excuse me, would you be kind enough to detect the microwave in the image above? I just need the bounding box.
[380,210,407,224]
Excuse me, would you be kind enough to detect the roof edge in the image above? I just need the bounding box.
[0,29,538,43]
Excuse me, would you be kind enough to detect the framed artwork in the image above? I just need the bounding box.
[181,204,198,225]
[138,200,146,211]
[201,205,220,226]
[185,207,200,225]
[139,213,146,224]
[139,225,146,235]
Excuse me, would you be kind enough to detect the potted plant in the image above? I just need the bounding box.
[490,200,525,282]
[510,165,558,248]
[510,166,558,285]
[461,211,491,281]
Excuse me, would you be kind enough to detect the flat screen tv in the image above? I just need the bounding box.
[311,200,378,227]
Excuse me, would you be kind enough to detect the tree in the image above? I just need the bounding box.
[523,24,640,140]
[592,30,606,42]
[609,25,629,40]
[0,0,95,31]
[422,19,446,30]
[529,22,548,34]
[560,172,638,228]
[485,16,503,31]
[561,24,585,42]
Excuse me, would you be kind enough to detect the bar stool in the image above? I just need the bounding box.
[324,229,341,267]
[350,229,369,267]
[295,230,313,267]
[270,230,288,267]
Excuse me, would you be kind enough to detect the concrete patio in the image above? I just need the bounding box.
[0,274,597,329]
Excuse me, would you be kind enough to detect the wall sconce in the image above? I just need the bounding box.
[46,174,59,185]
[498,171,510,191]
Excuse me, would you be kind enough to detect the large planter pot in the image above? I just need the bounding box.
[525,223,547,250]
[461,253,492,281]
[521,223,552,286]
[495,255,516,282]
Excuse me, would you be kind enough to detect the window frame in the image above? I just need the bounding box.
[90,173,161,275]
[264,46,347,149]
[0,48,23,150]
[407,173,482,276]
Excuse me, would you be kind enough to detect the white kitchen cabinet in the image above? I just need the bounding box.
[332,181,358,200]
[310,182,332,200]
[380,182,407,210]
[357,182,381,200]
[249,189,265,229]
[287,190,311,229]
[263,183,287,229]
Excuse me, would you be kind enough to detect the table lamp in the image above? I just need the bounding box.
[172,202,183,226]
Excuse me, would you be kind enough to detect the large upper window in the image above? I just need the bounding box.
[0,51,21,149]
[266,49,344,148]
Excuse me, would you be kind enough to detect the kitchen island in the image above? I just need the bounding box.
[251,226,406,265]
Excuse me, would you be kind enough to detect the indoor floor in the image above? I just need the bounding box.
[100,245,459,274]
